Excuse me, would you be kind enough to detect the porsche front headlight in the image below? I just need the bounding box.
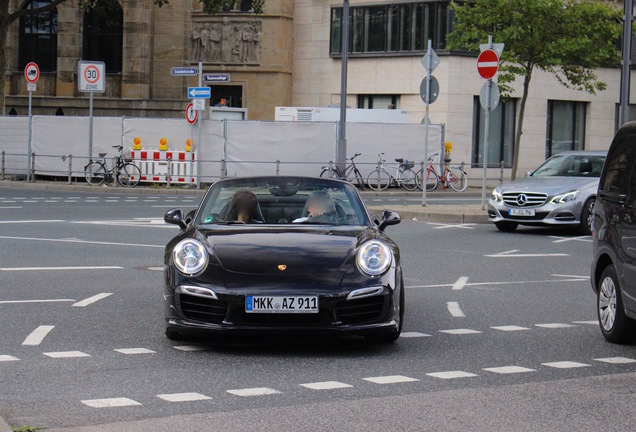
[173,239,208,276]
[357,241,392,276]
[549,190,579,204]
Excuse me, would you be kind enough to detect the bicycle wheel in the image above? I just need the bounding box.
[320,168,336,179]
[84,161,107,186]
[400,168,418,191]
[367,169,391,191]
[416,169,438,191]
[447,168,468,192]
[118,163,141,187]
[354,168,366,191]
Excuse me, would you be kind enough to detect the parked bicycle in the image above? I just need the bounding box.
[84,145,141,187]
[416,153,468,192]
[319,152,366,190]
[366,153,418,191]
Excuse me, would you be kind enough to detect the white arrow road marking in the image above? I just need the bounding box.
[72,293,113,307]
[22,325,54,345]
[447,302,466,318]
[452,276,469,291]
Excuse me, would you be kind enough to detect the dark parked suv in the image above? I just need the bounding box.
[591,121,636,343]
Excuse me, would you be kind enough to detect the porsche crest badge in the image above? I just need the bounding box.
[278,264,287,271]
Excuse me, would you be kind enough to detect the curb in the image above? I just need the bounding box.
[0,415,13,432]
[368,206,489,224]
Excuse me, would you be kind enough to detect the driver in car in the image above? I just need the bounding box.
[293,190,338,224]
[227,190,263,223]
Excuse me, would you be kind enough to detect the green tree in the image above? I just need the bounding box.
[0,0,264,113]
[446,0,622,179]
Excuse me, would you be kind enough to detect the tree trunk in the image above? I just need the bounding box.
[0,18,7,116]
[510,65,533,181]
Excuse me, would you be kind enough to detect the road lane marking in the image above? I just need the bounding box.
[147,267,164,271]
[0,206,22,209]
[542,361,590,369]
[173,345,206,352]
[535,323,575,329]
[301,381,353,390]
[157,392,211,402]
[114,348,156,355]
[483,366,535,374]
[0,235,164,249]
[491,325,530,332]
[0,299,75,304]
[549,235,592,243]
[486,250,569,258]
[44,351,90,358]
[0,355,20,362]
[552,274,590,279]
[426,371,477,379]
[82,398,141,408]
[22,325,54,346]
[452,276,469,291]
[1,266,123,272]
[407,278,588,289]
[429,223,476,230]
[439,329,481,335]
[72,293,113,307]
[0,219,64,224]
[363,375,419,384]
[227,387,280,397]
[572,320,598,325]
[399,332,431,338]
[594,357,636,364]
[447,302,466,317]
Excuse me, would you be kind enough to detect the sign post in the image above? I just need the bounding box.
[186,102,197,186]
[78,61,106,171]
[24,62,39,181]
[420,40,440,206]
[477,36,503,210]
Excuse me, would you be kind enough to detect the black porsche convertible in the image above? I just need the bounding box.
[163,176,404,342]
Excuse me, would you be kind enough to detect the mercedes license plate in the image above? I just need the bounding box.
[245,296,319,313]
[509,208,535,216]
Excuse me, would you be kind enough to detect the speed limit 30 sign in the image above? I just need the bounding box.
[78,61,105,93]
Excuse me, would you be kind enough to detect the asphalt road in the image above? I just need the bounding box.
[1,186,635,431]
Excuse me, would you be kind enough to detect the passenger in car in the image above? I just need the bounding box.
[293,190,338,224]
[227,190,263,223]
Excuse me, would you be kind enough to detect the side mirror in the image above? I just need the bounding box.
[526,171,533,177]
[164,208,186,230]
[369,211,381,226]
[184,209,196,225]
[378,209,400,231]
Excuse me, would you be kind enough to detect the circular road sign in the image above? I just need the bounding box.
[419,76,440,104]
[477,49,499,80]
[479,81,500,111]
[84,64,100,85]
[24,62,39,84]
[186,102,198,125]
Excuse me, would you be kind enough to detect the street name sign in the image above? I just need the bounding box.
[204,73,231,83]
[171,67,198,76]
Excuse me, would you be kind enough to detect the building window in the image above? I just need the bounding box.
[19,0,58,72]
[330,1,451,56]
[358,95,400,110]
[83,0,123,73]
[472,97,516,168]
[546,101,586,158]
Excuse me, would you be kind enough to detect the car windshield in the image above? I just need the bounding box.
[532,154,605,178]
[196,177,369,226]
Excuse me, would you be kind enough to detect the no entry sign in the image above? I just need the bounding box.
[24,62,39,84]
[477,49,499,80]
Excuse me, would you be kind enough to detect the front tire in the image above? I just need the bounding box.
[495,221,518,232]
[85,161,106,186]
[118,163,141,187]
[579,197,595,235]
[400,168,418,191]
[597,265,635,344]
[447,169,468,192]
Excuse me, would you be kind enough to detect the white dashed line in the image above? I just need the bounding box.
[426,371,477,379]
[173,345,206,352]
[542,361,590,369]
[227,387,281,397]
[452,276,469,291]
[44,351,90,358]
[147,267,164,271]
[72,293,113,307]
[399,332,431,338]
[1,266,123,272]
[0,299,75,304]
[0,206,22,209]
[491,325,530,332]
[572,320,598,325]
[552,274,590,279]
[594,357,636,364]
[82,398,141,408]
[439,329,482,335]
[447,302,466,318]
[483,366,536,374]
[114,348,156,355]
[0,355,20,362]
[535,323,575,329]
[22,325,55,346]
[0,219,64,224]
[363,375,419,384]
[157,392,211,402]
[300,381,353,390]
[0,235,163,249]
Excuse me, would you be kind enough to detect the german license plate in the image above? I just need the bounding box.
[245,296,319,314]
[509,208,535,216]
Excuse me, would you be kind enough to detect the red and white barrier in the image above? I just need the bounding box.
[130,149,197,184]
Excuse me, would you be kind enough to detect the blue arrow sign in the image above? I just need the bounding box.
[204,73,231,83]
[171,67,198,76]
[188,87,211,99]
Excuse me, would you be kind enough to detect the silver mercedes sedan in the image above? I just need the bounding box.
[488,151,606,234]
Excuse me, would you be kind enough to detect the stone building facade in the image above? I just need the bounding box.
[3,0,293,120]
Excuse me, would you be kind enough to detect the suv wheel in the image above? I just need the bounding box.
[597,265,635,343]
[495,221,518,232]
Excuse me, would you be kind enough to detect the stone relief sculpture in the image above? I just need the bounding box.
[191,18,262,64]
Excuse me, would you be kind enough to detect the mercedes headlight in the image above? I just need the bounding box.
[173,239,208,276]
[491,188,503,203]
[357,241,392,276]
[549,190,579,204]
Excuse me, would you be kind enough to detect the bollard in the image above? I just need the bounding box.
[30,152,35,181]
[221,159,226,179]
[67,155,73,185]
[1,151,5,181]
[276,160,280,176]
[166,156,172,188]
[500,160,504,185]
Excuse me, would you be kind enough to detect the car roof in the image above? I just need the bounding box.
[211,176,351,186]
[551,150,607,157]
